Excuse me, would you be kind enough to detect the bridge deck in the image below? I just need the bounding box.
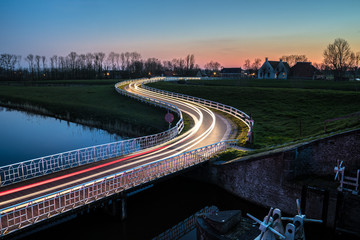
[0,79,236,237]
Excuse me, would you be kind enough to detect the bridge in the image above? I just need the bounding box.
[0,77,253,238]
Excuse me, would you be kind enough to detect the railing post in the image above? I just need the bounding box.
[60,153,64,170]
[42,158,45,176]
[21,163,24,181]
[77,150,80,166]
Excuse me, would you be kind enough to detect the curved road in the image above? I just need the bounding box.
[0,79,233,210]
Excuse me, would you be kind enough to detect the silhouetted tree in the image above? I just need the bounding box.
[0,54,21,80]
[280,55,308,67]
[204,61,221,72]
[244,59,251,70]
[25,54,35,80]
[35,55,41,80]
[144,58,162,76]
[185,54,195,71]
[94,52,105,77]
[323,38,355,80]
[251,58,262,74]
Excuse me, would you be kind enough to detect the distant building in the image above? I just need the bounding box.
[289,62,323,80]
[258,58,290,79]
[220,68,243,78]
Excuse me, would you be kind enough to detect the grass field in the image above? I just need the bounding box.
[148,79,360,148]
[0,80,170,137]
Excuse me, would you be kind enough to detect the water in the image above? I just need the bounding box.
[0,107,355,240]
[0,106,123,166]
[26,176,267,240]
[25,176,349,240]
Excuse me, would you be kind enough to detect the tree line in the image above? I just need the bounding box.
[0,52,210,81]
[1,38,359,81]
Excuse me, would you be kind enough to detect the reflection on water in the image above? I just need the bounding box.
[0,107,124,166]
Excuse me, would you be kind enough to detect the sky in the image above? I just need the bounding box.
[1,0,359,68]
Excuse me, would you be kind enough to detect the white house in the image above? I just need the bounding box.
[258,58,290,79]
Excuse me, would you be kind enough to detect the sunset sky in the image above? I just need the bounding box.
[1,0,359,68]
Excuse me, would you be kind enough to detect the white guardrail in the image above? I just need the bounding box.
[0,79,183,187]
[0,140,237,237]
[142,77,254,141]
[0,76,253,237]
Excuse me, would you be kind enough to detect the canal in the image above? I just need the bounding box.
[0,106,123,166]
[0,106,353,240]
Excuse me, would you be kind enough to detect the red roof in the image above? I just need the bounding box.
[290,62,320,78]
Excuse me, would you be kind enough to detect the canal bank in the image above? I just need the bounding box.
[0,100,160,139]
[0,82,170,138]
[187,128,360,238]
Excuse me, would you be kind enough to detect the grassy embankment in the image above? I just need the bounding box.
[148,79,360,150]
[0,80,173,137]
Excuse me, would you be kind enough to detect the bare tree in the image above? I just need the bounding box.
[251,58,262,73]
[85,53,94,78]
[204,61,221,72]
[25,54,35,79]
[124,52,131,71]
[58,56,66,78]
[323,38,355,80]
[85,53,94,69]
[67,52,77,78]
[94,52,106,75]
[162,60,173,71]
[120,53,126,70]
[50,55,58,79]
[280,55,308,67]
[107,52,120,71]
[0,54,21,80]
[35,55,41,79]
[189,54,195,70]
[77,54,86,78]
[144,58,162,76]
[171,58,186,75]
[41,56,46,78]
[185,54,195,70]
[129,52,141,71]
[244,59,251,70]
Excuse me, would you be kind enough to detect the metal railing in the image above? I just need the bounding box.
[0,79,184,187]
[0,140,237,237]
[141,77,254,142]
[0,76,253,237]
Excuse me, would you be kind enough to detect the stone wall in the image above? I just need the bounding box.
[190,129,360,233]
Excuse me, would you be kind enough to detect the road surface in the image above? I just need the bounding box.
[0,79,233,210]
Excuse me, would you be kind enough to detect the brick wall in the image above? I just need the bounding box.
[190,129,360,232]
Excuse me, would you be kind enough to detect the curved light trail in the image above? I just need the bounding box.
[0,78,235,211]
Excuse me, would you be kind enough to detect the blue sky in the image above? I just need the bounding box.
[1,0,359,67]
